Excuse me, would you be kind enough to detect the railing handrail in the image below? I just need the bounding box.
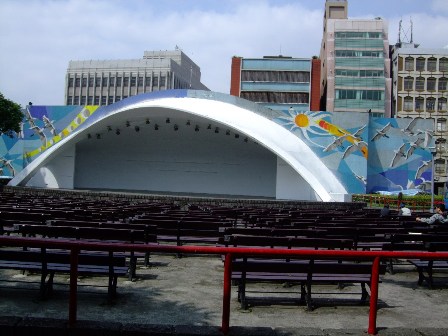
[1,235,448,335]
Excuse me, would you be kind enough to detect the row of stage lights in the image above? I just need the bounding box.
[87,118,249,142]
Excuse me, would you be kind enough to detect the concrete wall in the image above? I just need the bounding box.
[27,145,75,189]
[73,122,277,198]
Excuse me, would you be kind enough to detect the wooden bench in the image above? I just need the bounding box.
[231,257,386,310]
[408,242,448,288]
[15,224,157,280]
[0,248,128,299]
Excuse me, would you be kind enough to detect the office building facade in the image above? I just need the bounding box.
[320,0,391,117]
[391,44,448,191]
[65,50,209,106]
[230,56,320,112]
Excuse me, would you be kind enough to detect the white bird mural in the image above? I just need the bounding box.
[0,157,16,176]
[343,141,368,160]
[323,135,347,152]
[415,160,432,180]
[405,137,425,159]
[42,115,57,136]
[371,122,392,142]
[390,143,407,168]
[401,117,422,136]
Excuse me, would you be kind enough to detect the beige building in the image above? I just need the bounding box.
[320,0,391,117]
[391,44,448,192]
[65,50,209,106]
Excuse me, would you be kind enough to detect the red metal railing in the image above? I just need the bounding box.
[1,235,448,335]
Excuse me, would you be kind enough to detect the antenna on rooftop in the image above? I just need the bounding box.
[397,17,414,45]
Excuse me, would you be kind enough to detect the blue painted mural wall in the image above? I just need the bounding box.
[0,99,435,195]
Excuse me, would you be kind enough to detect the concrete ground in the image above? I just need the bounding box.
[1,252,448,335]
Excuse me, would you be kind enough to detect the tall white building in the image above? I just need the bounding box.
[390,42,448,192]
[320,0,391,117]
[65,50,209,106]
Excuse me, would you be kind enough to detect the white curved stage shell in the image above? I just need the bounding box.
[10,93,348,202]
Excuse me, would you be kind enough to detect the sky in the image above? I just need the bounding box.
[0,0,447,107]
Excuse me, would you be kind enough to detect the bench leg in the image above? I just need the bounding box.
[305,281,314,311]
[144,252,150,267]
[300,283,306,305]
[238,282,248,310]
[129,257,137,281]
[360,282,369,303]
[417,268,425,286]
[108,275,118,300]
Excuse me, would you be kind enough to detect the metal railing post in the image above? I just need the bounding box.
[221,253,232,335]
[368,256,381,335]
[69,247,79,326]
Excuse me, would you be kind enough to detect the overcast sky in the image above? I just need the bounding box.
[1,0,447,107]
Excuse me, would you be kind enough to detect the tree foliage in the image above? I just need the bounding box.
[0,92,23,137]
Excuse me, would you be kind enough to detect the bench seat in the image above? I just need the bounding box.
[0,249,128,299]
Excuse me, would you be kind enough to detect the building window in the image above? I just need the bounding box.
[81,78,87,87]
[67,96,72,105]
[88,77,94,87]
[123,77,129,86]
[438,98,447,111]
[160,76,166,87]
[75,78,80,87]
[428,57,437,72]
[101,96,107,105]
[153,76,159,86]
[95,77,101,87]
[404,77,413,90]
[145,77,151,86]
[405,57,414,71]
[415,77,425,91]
[110,77,115,86]
[68,78,74,87]
[130,76,136,87]
[426,97,436,112]
[437,118,447,131]
[435,159,446,174]
[74,96,79,105]
[427,77,436,91]
[116,77,122,86]
[87,96,93,105]
[138,76,143,86]
[116,96,121,102]
[94,96,100,105]
[439,77,447,91]
[102,77,108,87]
[416,57,425,71]
[439,57,448,72]
[80,96,86,105]
[415,97,424,111]
[108,96,114,105]
[403,96,413,111]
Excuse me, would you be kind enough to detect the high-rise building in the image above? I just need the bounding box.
[319,0,391,117]
[230,55,321,112]
[390,41,448,192]
[65,50,209,106]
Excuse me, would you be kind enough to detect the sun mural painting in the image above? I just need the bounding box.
[275,109,368,160]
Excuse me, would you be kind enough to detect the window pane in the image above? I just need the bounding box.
[68,78,74,87]
[110,77,115,86]
[439,78,447,91]
[438,98,447,111]
[116,77,122,86]
[404,97,413,110]
[416,58,425,71]
[439,58,448,72]
[426,98,436,111]
[123,77,129,86]
[405,57,414,71]
[95,77,101,87]
[427,78,436,91]
[75,78,80,87]
[415,78,425,91]
[80,96,86,105]
[415,98,424,111]
[428,58,437,71]
[404,77,413,90]
[102,77,108,87]
[101,96,107,105]
[138,76,143,86]
[94,96,100,105]
[130,77,136,87]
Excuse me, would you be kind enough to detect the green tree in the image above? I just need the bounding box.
[0,92,23,137]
